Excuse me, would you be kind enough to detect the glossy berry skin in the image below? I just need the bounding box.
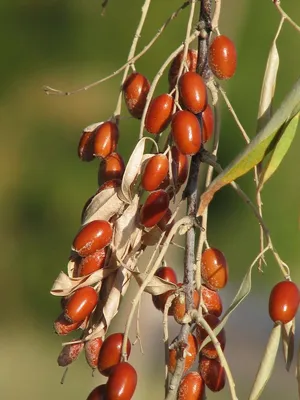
[85,337,103,369]
[269,281,300,324]
[140,189,170,228]
[201,285,223,317]
[171,287,200,324]
[145,94,174,134]
[73,220,113,257]
[98,152,125,185]
[53,313,83,335]
[98,333,132,377]
[179,72,207,114]
[157,208,174,233]
[141,154,169,191]
[93,121,119,159]
[123,72,150,119]
[152,266,178,314]
[171,146,189,186]
[57,340,84,367]
[86,384,107,400]
[202,104,214,143]
[64,286,98,323]
[172,110,202,155]
[78,130,95,162]
[168,49,198,90]
[209,35,237,80]
[199,357,225,392]
[106,362,137,400]
[196,314,226,359]
[168,334,198,374]
[178,371,206,400]
[77,249,107,276]
[201,248,228,290]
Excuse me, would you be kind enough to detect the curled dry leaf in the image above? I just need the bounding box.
[281,319,295,371]
[120,137,158,203]
[131,271,177,295]
[82,187,124,225]
[249,323,281,400]
[50,266,118,297]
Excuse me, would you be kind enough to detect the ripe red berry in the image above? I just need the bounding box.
[86,384,107,400]
[179,71,207,114]
[145,94,174,134]
[199,357,225,392]
[171,287,200,324]
[98,152,125,185]
[152,266,177,314]
[209,35,237,80]
[178,371,206,400]
[98,333,132,377]
[53,313,83,335]
[202,104,214,143]
[141,154,169,191]
[201,248,228,290]
[78,130,95,162]
[106,362,137,400]
[64,286,98,323]
[77,249,107,276]
[269,281,300,324]
[168,334,198,374]
[57,340,84,367]
[93,121,119,159]
[140,189,170,228]
[196,314,226,359]
[157,208,174,233]
[85,337,103,369]
[171,146,189,186]
[123,72,150,119]
[168,49,198,90]
[201,285,223,317]
[172,110,202,155]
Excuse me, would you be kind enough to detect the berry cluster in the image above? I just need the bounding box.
[50,31,237,400]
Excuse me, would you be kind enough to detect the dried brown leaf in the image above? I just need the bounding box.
[281,319,295,371]
[131,271,177,295]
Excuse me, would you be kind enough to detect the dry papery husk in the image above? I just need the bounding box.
[131,271,177,296]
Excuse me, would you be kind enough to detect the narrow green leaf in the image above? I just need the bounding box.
[197,77,300,216]
[258,113,299,189]
[249,324,281,400]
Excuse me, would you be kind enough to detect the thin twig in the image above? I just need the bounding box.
[274,1,300,33]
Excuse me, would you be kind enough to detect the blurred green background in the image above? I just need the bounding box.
[1,0,300,399]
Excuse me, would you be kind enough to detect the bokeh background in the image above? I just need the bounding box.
[1,0,300,399]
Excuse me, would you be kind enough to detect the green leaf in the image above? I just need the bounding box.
[258,113,299,189]
[197,77,300,216]
[249,324,281,400]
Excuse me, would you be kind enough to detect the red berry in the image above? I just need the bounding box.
[209,35,237,80]
[179,71,207,114]
[93,121,119,159]
[141,154,169,191]
[157,208,174,233]
[201,248,228,290]
[77,249,107,276]
[73,220,113,257]
[196,314,226,359]
[86,384,107,400]
[98,152,125,185]
[178,371,206,400]
[202,105,214,143]
[106,362,137,400]
[78,130,95,162]
[98,333,131,377]
[53,313,83,335]
[269,281,300,324]
[140,189,170,228]
[152,266,177,314]
[145,94,174,134]
[199,357,225,392]
[123,72,150,119]
[85,337,103,369]
[172,110,202,155]
[168,49,198,90]
[171,146,189,186]
[168,334,198,374]
[201,285,223,317]
[64,286,98,323]
[57,340,84,367]
[171,287,200,324]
